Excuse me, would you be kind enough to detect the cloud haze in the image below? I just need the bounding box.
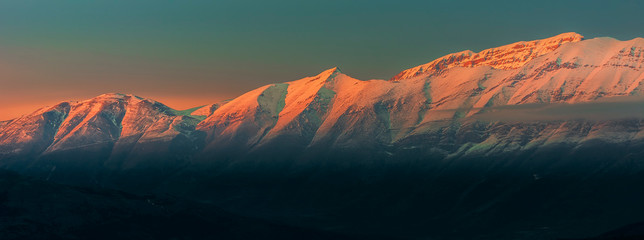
[473,96,644,122]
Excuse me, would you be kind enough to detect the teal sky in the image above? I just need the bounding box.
[1,0,643,120]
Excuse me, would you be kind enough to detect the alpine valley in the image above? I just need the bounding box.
[2,33,644,239]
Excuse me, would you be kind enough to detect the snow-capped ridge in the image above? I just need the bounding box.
[90,93,153,104]
[322,66,341,74]
[391,32,585,80]
[0,92,208,154]
[312,67,342,82]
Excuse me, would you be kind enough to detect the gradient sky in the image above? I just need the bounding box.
[1,0,643,120]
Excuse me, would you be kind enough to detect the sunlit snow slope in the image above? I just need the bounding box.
[2,32,644,159]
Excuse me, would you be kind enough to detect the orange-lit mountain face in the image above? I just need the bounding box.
[390,32,586,80]
[3,33,644,239]
[2,33,644,157]
[0,94,202,156]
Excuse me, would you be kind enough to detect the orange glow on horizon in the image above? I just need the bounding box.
[0,95,231,121]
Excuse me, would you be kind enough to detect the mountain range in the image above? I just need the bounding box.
[2,32,644,239]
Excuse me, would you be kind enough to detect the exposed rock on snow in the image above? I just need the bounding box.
[391,32,585,80]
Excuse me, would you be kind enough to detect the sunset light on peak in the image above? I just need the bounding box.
[2,1,644,239]
[2,1,643,121]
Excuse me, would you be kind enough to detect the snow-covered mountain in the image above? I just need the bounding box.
[0,93,201,154]
[2,32,644,159]
[0,93,205,183]
[3,32,644,239]
[194,32,644,152]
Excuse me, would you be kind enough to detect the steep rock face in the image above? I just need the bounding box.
[391,32,585,80]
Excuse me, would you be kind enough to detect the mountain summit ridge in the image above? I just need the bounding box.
[391,32,585,80]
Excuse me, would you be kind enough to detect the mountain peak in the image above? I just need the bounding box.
[391,32,585,80]
[87,93,159,106]
[97,92,128,98]
[311,67,342,82]
[319,67,341,75]
[548,32,585,41]
[94,93,143,100]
